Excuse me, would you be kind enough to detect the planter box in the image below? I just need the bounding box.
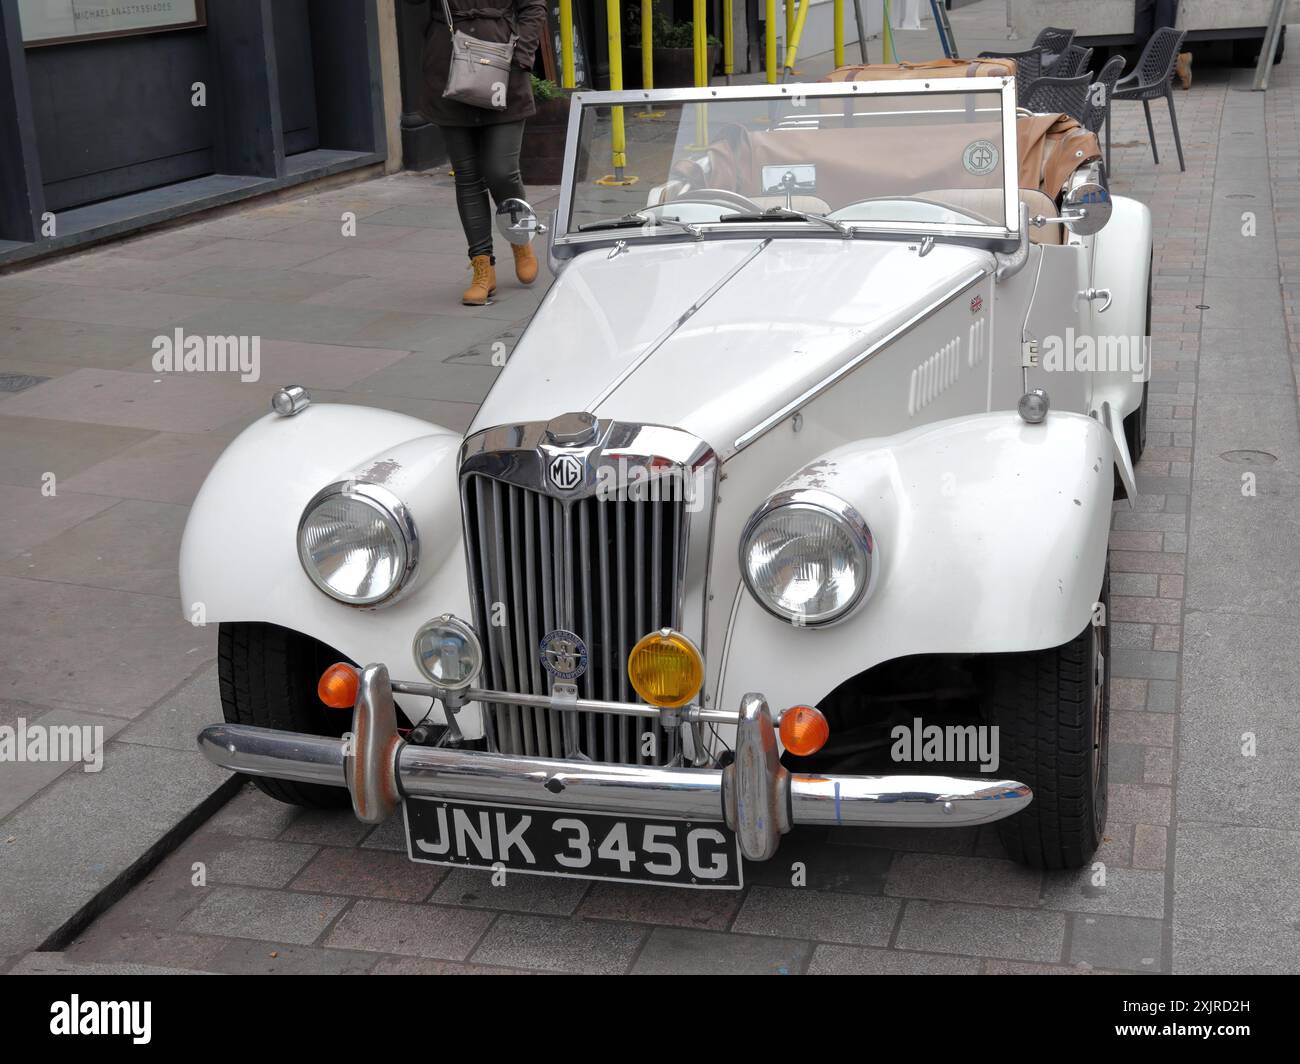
[520,94,571,186]
[622,44,721,89]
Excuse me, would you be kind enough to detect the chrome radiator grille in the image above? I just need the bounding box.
[462,473,689,766]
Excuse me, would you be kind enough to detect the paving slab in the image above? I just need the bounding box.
[0,575,212,716]
[1177,610,1300,831]
[1,497,188,598]
[0,486,119,562]
[324,898,495,961]
[0,413,155,488]
[732,886,900,947]
[0,368,269,434]
[179,886,347,945]
[0,739,235,955]
[630,925,809,975]
[1174,822,1300,974]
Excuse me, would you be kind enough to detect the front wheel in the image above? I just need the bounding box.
[218,621,354,808]
[983,568,1110,870]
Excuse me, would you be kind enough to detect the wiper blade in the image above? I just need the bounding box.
[578,212,700,237]
[717,206,852,236]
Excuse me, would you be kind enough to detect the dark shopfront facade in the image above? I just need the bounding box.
[0,0,388,267]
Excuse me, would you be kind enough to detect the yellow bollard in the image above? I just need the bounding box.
[766,0,777,83]
[642,0,653,91]
[882,0,895,64]
[691,0,708,147]
[723,0,734,82]
[783,0,811,77]
[596,0,637,185]
[693,0,706,86]
[833,0,844,68]
[784,0,793,66]
[560,0,575,89]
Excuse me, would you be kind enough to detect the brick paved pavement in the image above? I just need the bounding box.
[5,1,1299,974]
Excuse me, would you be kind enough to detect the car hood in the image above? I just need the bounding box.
[470,237,994,456]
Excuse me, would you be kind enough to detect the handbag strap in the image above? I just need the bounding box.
[441,0,455,27]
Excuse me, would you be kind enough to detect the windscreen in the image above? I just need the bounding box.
[567,89,1012,235]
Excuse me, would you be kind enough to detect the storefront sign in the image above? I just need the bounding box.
[19,1,206,47]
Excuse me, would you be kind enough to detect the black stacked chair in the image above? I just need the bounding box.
[1032,26,1076,56]
[1111,27,1188,171]
[1021,72,1094,123]
[977,47,1047,107]
[1083,55,1128,173]
[1050,44,1094,78]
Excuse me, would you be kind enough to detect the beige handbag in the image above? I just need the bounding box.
[441,0,517,111]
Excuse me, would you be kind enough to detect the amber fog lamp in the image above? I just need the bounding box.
[627,629,704,709]
[779,705,830,756]
[318,663,360,709]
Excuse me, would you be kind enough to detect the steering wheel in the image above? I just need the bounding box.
[664,189,761,213]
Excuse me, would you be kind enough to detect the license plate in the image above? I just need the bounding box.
[403,797,743,889]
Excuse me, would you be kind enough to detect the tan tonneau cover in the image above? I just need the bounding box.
[822,58,1018,81]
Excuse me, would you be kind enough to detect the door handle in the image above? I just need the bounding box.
[1079,287,1113,313]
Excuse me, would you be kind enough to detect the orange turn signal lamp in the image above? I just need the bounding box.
[318,663,360,709]
[779,704,830,756]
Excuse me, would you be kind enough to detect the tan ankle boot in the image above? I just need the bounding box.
[462,254,496,306]
[512,242,539,285]
[1175,51,1192,90]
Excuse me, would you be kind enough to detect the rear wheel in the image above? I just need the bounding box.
[984,568,1110,870]
[218,621,354,808]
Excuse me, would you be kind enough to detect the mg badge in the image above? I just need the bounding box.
[539,629,588,681]
[548,453,584,491]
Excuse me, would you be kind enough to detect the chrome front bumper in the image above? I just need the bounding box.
[197,664,1033,863]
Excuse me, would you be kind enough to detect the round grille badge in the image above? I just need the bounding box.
[539,629,588,681]
[962,139,999,176]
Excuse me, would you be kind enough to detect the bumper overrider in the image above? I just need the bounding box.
[198,664,1032,863]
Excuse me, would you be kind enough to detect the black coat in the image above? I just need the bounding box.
[408,0,549,127]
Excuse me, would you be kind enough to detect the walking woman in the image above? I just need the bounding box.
[413,0,549,305]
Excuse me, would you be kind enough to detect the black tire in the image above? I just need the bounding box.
[985,568,1110,870]
[218,621,355,808]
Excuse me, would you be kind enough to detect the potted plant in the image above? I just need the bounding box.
[520,76,571,186]
[623,4,721,89]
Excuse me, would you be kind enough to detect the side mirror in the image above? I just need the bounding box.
[495,198,548,245]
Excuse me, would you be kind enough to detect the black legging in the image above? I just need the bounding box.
[440,121,527,259]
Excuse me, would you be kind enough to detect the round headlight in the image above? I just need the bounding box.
[739,489,875,627]
[298,483,417,606]
[413,615,483,690]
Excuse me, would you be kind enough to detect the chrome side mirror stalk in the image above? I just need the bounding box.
[995,202,1030,282]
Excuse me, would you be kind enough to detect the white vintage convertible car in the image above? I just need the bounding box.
[184,75,1152,887]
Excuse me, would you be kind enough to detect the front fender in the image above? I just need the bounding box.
[717,410,1113,714]
[179,403,476,730]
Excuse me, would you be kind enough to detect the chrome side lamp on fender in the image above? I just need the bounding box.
[1030,164,1113,237]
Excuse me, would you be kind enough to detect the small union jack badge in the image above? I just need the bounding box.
[970,294,984,314]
